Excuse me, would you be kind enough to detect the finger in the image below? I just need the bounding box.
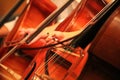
[46,39,55,45]
[52,31,64,41]
[45,35,53,42]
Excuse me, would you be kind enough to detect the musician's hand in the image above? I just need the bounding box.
[28,31,64,46]
[19,24,64,46]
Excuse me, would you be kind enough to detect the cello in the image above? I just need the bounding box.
[21,0,113,80]
[0,0,57,79]
[0,0,76,79]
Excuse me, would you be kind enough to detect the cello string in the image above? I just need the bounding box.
[35,48,60,75]
[34,41,70,76]
[34,0,88,77]
[45,49,73,77]
[34,46,71,77]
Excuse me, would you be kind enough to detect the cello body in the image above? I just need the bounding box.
[0,0,56,79]
[22,0,107,80]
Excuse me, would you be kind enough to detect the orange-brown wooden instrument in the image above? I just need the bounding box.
[0,0,57,79]
[0,0,117,80]
[21,0,109,80]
